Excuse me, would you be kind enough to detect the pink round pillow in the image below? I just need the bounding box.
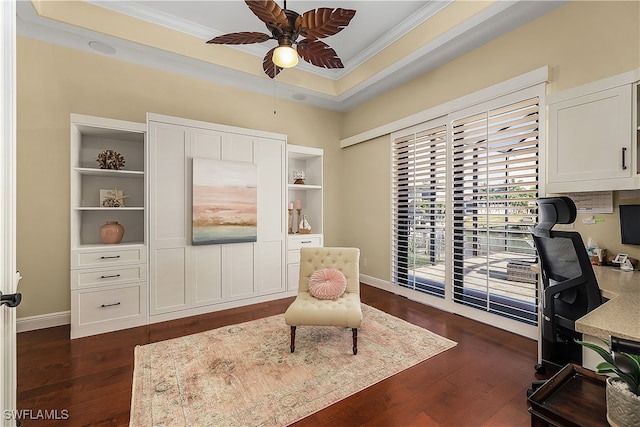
[308,268,347,300]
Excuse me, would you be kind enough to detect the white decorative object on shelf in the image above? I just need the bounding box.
[100,188,128,207]
[96,149,126,170]
[293,169,305,184]
[298,214,311,234]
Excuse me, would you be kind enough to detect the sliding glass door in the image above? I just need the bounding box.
[451,97,539,326]
[391,87,542,337]
[392,120,448,299]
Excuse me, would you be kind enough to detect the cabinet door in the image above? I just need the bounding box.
[149,115,287,317]
[257,137,285,294]
[548,85,632,187]
[148,121,190,314]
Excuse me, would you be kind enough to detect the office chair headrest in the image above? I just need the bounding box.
[534,197,577,235]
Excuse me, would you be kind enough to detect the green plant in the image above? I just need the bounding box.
[577,339,640,396]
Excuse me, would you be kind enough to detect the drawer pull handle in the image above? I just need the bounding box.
[100,255,121,260]
[100,274,121,279]
[622,147,627,170]
[100,302,121,308]
[302,241,312,244]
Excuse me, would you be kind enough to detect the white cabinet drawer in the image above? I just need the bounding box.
[288,235,322,251]
[71,265,147,289]
[73,284,146,327]
[71,246,146,269]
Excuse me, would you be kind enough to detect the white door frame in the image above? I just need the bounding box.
[1,0,19,425]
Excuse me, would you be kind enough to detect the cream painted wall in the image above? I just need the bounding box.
[573,194,640,262]
[16,37,342,318]
[340,1,640,282]
[16,1,640,319]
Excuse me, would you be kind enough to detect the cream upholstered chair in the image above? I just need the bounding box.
[284,247,362,354]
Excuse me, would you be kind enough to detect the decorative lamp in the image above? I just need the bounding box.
[272,39,298,69]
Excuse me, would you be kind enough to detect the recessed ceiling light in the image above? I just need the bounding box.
[292,94,306,101]
[88,41,116,55]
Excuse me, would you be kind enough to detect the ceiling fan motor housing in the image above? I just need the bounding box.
[268,9,300,46]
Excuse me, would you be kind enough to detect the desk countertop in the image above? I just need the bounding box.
[575,265,640,341]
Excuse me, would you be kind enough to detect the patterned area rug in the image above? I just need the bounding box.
[130,304,457,426]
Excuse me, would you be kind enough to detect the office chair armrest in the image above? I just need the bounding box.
[542,276,584,310]
[541,276,584,342]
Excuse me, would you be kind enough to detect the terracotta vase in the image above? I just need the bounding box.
[100,221,124,244]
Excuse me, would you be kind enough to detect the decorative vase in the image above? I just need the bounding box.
[100,221,125,244]
[606,377,640,427]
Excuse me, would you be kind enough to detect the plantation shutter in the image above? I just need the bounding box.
[451,97,539,324]
[392,121,447,297]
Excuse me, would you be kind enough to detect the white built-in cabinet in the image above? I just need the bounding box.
[69,113,322,336]
[546,70,640,193]
[70,114,148,339]
[147,114,286,321]
[286,144,324,292]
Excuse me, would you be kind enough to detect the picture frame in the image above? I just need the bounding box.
[192,158,258,245]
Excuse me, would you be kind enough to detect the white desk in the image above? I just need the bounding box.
[575,265,640,342]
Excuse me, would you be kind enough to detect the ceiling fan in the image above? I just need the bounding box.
[206,0,356,78]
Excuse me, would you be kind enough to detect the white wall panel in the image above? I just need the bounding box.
[150,124,187,242]
[226,244,256,299]
[191,129,222,160]
[257,138,285,241]
[193,245,223,305]
[258,240,284,294]
[152,247,187,312]
[222,133,255,162]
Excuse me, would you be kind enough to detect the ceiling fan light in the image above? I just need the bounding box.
[272,45,299,69]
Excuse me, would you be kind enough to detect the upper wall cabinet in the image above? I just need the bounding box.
[546,70,640,193]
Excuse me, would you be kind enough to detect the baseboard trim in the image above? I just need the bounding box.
[17,311,71,333]
[360,274,393,292]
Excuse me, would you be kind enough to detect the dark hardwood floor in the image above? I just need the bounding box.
[17,285,544,426]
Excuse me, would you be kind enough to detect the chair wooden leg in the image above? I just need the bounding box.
[290,326,296,353]
[352,328,358,355]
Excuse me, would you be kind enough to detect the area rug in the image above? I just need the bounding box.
[130,304,457,426]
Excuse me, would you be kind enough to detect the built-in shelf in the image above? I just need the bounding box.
[75,167,144,177]
[74,207,144,211]
[70,113,148,339]
[287,184,322,190]
[286,144,324,292]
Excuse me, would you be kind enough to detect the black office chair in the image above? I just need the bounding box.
[531,197,604,373]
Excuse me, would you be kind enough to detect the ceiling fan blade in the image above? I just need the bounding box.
[296,8,356,39]
[245,0,288,29]
[297,39,343,69]
[206,32,272,45]
[263,48,283,79]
